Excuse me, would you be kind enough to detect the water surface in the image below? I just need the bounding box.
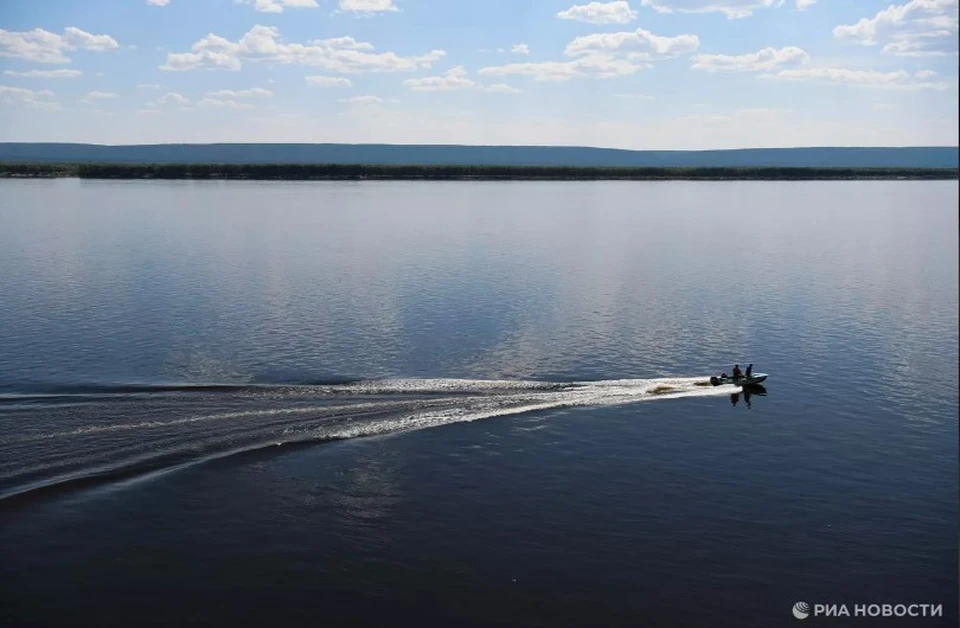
[1,180,956,627]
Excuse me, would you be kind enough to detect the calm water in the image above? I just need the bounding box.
[1,179,957,627]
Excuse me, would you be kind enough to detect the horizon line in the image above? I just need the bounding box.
[0,142,957,152]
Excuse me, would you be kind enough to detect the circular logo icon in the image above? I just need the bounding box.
[793,601,811,620]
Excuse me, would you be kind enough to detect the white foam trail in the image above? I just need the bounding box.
[313,378,570,394]
[0,376,741,502]
[9,405,342,443]
[312,376,719,395]
[306,376,731,441]
[12,376,729,444]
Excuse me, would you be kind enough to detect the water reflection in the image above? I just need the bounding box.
[0,179,956,406]
[730,385,767,409]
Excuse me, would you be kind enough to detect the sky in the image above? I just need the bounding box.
[0,0,957,149]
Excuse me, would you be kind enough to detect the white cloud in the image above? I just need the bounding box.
[335,94,402,118]
[0,85,59,109]
[616,93,656,99]
[207,87,273,98]
[160,25,444,73]
[479,54,646,82]
[63,27,120,52]
[834,0,959,57]
[760,67,952,90]
[404,66,475,91]
[236,0,318,13]
[486,83,522,93]
[557,2,638,24]
[25,100,62,111]
[481,24,695,84]
[137,108,163,114]
[510,44,530,55]
[198,97,256,109]
[158,92,190,105]
[339,0,400,14]
[306,75,353,87]
[565,27,700,57]
[162,50,243,72]
[83,91,118,100]
[796,0,816,9]
[403,66,522,93]
[691,46,808,72]
[0,29,70,64]
[147,0,170,6]
[4,69,83,78]
[137,83,164,89]
[0,26,119,64]
[338,94,387,104]
[639,0,780,19]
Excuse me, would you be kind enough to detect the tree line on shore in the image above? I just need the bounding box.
[1,162,957,180]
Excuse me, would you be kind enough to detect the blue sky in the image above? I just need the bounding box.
[0,0,957,148]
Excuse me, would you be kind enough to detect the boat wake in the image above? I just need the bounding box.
[0,376,729,504]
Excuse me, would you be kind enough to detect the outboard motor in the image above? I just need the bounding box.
[710,376,721,386]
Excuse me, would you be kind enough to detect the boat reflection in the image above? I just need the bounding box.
[730,384,767,409]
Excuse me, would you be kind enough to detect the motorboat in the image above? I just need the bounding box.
[710,373,768,387]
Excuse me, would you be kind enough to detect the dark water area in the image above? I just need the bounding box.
[1,180,957,627]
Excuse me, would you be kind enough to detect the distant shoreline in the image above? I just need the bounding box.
[1,163,957,181]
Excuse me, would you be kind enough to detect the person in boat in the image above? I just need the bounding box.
[732,364,743,381]
[745,364,753,378]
